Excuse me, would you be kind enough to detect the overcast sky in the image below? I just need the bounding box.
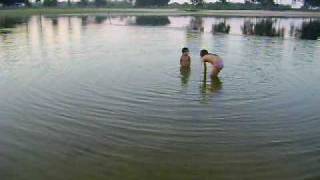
[44,0,245,4]
[34,0,294,4]
[170,0,245,3]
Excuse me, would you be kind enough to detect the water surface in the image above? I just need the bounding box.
[0,15,320,180]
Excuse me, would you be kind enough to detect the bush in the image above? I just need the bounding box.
[171,2,292,10]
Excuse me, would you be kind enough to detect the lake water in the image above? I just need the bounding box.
[0,15,320,180]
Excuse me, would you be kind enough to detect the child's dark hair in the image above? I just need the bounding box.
[182,47,189,53]
[200,49,208,57]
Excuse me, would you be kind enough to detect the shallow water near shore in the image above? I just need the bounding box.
[1,15,320,180]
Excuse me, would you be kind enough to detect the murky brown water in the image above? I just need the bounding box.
[1,15,320,180]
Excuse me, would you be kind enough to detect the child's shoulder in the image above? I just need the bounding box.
[209,53,218,57]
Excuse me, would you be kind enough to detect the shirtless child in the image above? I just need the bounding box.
[200,49,224,78]
[180,47,191,68]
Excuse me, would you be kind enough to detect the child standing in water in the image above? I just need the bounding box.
[180,47,191,68]
[200,49,224,78]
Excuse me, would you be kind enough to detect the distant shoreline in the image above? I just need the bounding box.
[1,8,320,17]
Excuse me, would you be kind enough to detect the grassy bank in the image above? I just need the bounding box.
[1,8,320,17]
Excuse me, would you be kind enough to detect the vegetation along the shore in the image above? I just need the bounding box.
[0,0,320,11]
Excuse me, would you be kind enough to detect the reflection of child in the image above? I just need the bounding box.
[200,49,224,78]
[180,47,191,68]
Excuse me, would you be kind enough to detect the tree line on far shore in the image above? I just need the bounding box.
[0,0,319,10]
[0,0,112,7]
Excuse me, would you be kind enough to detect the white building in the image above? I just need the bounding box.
[274,0,304,8]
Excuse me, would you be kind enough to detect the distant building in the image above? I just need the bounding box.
[274,0,304,8]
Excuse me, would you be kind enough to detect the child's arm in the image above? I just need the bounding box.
[202,56,209,63]
[203,60,207,72]
[203,61,207,82]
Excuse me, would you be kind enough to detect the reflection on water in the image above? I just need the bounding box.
[1,14,320,180]
[180,67,191,87]
[135,16,170,26]
[200,70,223,103]
[0,16,29,29]
[51,18,58,26]
[1,15,320,40]
[296,20,320,40]
[0,16,29,35]
[212,18,230,34]
[242,19,285,37]
[95,16,109,24]
[188,16,204,32]
[0,29,11,34]
[81,16,88,26]
[201,76,223,93]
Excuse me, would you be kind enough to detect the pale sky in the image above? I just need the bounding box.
[170,0,245,4]
[50,0,238,3]
[171,0,197,2]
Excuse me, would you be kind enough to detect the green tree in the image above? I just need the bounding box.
[43,0,57,6]
[0,0,25,6]
[79,0,89,6]
[304,0,320,7]
[256,0,274,8]
[95,0,107,7]
[220,0,227,4]
[23,0,30,6]
[190,0,205,6]
[135,0,170,7]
